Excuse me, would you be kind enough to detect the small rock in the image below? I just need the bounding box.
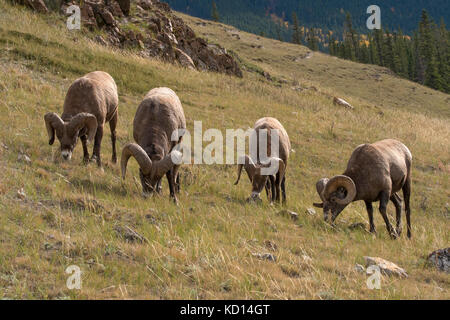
[17,188,26,200]
[427,248,450,273]
[354,263,365,273]
[364,256,408,278]
[333,97,354,110]
[18,153,31,164]
[278,210,299,221]
[100,9,115,26]
[252,253,277,262]
[306,208,316,216]
[264,240,278,252]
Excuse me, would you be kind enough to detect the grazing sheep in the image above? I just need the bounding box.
[313,139,413,239]
[121,87,186,204]
[234,117,291,204]
[44,71,119,167]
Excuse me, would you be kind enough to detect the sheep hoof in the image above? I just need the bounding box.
[111,156,117,164]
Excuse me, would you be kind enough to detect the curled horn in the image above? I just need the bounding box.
[67,113,98,142]
[121,143,153,178]
[234,155,258,185]
[313,178,329,208]
[323,175,356,205]
[44,112,64,145]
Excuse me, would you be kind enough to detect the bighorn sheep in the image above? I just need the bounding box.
[313,139,413,239]
[121,87,186,204]
[44,71,119,167]
[234,117,291,203]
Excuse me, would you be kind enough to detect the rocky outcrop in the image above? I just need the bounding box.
[15,0,242,77]
[10,0,48,13]
[427,248,450,273]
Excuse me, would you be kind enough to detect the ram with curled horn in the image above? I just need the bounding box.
[121,87,186,204]
[44,71,119,167]
[234,117,291,204]
[313,139,413,239]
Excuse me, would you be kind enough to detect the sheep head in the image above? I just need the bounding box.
[234,155,285,202]
[313,175,356,222]
[44,112,97,160]
[121,143,182,196]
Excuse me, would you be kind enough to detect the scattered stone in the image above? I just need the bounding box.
[114,225,148,243]
[291,86,304,92]
[354,263,365,273]
[306,208,316,216]
[427,248,450,273]
[264,240,278,252]
[333,97,354,110]
[252,253,277,262]
[277,210,299,221]
[17,188,26,200]
[43,241,62,251]
[364,256,408,278]
[18,153,31,164]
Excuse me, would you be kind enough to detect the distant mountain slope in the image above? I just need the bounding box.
[165,0,450,40]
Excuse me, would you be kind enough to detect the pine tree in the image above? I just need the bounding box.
[211,1,220,22]
[383,28,395,70]
[425,56,443,90]
[307,28,319,51]
[291,12,302,45]
[343,12,356,60]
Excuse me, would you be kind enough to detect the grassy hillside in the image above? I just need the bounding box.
[0,3,449,299]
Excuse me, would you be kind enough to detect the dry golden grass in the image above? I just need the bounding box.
[0,3,448,299]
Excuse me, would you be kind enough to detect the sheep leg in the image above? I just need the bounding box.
[172,165,181,194]
[269,176,276,203]
[91,125,103,167]
[365,201,376,234]
[264,180,270,200]
[378,191,397,239]
[166,169,178,204]
[109,112,118,164]
[175,172,181,194]
[390,193,403,236]
[275,173,282,203]
[80,135,90,164]
[403,177,412,239]
[156,179,163,194]
[281,176,286,204]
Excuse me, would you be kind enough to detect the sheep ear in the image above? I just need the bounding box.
[313,202,324,208]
